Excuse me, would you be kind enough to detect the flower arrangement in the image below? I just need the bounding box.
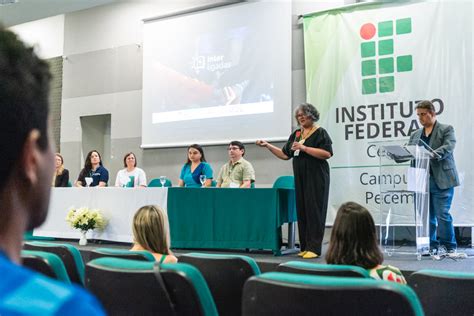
[66,207,107,232]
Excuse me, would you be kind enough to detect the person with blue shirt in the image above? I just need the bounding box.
[178,144,213,187]
[0,27,105,315]
[75,150,109,187]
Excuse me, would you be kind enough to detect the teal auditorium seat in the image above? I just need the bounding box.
[86,258,218,316]
[90,247,155,262]
[242,272,424,316]
[23,241,85,285]
[408,269,474,315]
[273,175,294,189]
[148,178,173,187]
[67,180,72,187]
[21,250,71,284]
[179,253,261,316]
[23,230,55,241]
[277,261,370,278]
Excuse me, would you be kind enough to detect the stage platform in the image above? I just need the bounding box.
[31,239,474,279]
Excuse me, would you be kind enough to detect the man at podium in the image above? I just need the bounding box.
[409,100,460,253]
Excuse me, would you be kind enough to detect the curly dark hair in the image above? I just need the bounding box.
[294,103,320,123]
[326,201,383,269]
[83,150,103,170]
[0,28,51,190]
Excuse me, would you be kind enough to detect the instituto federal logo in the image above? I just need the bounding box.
[360,18,412,94]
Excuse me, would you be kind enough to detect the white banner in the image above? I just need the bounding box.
[303,1,473,225]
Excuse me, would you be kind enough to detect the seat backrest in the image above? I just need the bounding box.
[272,176,294,189]
[277,261,370,278]
[148,178,172,187]
[179,253,260,316]
[21,250,71,284]
[85,258,217,316]
[408,269,474,315]
[23,231,55,241]
[86,258,174,315]
[161,262,218,316]
[243,272,424,316]
[23,241,84,285]
[89,248,155,262]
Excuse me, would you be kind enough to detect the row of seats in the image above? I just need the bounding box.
[22,241,474,315]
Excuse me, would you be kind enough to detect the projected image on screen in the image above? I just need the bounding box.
[151,25,273,123]
[142,2,291,148]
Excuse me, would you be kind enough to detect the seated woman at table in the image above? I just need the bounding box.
[53,153,70,187]
[177,144,213,188]
[115,152,147,187]
[130,205,177,263]
[325,201,406,284]
[75,150,109,187]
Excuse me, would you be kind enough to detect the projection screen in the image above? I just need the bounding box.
[142,1,292,148]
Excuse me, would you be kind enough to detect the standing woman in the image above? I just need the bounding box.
[178,144,213,188]
[53,153,70,187]
[256,103,333,259]
[75,150,109,187]
[115,152,147,187]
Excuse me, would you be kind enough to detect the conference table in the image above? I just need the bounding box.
[168,187,297,254]
[34,187,297,254]
[34,187,168,242]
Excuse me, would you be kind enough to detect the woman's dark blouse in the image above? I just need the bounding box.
[282,127,333,171]
[54,169,70,187]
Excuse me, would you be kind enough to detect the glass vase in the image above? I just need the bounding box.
[79,230,88,246]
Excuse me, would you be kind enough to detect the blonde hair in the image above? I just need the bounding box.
[55,153,65,176]
[132,205,169,255]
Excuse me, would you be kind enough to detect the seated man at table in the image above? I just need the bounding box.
[0,27,104,314]
[216,141,255,188]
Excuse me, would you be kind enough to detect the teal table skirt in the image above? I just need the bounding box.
[167,188,297,254]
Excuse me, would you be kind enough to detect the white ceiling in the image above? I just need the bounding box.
[0,0,117,27]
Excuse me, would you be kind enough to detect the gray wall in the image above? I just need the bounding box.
[60,0,353,186]
[48,56,63,152]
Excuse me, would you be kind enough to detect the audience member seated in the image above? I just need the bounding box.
[178,144,213,188]
[326,201,406,284]
[53,153,69,187]
[115,152,147,187]
[75,150,109,187]
[216,141,255,188]
[0,27,104,314]
[130,205,178,263]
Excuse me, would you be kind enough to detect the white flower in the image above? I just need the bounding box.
[65,207,107,232]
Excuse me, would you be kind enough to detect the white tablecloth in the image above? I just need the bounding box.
[33,187,168,243]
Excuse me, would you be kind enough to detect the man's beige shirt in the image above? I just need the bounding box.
[217,157,255,187]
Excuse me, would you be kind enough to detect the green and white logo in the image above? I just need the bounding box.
[360,18,413,94]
